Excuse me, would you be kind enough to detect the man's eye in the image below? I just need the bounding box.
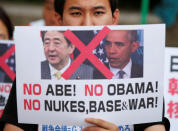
[70,12,82,16]
[44,42,49,45]
[54,42,60,45]
[115,42,124,46]
[94,11,104,16]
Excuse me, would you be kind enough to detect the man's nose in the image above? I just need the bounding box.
[109,43,117,53]
[48,43,55,51]
[82,14,93,26]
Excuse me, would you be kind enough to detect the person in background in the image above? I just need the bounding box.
[29,0,59,26]
[154,0,178,27]
[0,6,13,40]
[0,5,14,124]
[0,0,170,131]
[0,6,14,82]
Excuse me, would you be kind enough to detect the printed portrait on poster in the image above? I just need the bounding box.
[40,29,143,80]
[0,43,15,83]
[40,30,94,80]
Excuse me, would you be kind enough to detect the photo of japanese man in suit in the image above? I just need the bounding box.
[41,30,94,80]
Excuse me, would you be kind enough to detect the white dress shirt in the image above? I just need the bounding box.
[110,59,132,79]
[49,59,71,80]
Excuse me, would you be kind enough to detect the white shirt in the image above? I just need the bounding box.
[49,59,71,80]
[110,59,132,79]
[30,19,45,26]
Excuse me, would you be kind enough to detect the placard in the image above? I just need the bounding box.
[15,25,165,126]
[164,47,178,131]
[0,40,15,118]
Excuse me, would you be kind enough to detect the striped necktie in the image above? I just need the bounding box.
[118,70,125,79]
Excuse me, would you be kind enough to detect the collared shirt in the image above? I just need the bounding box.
[49,58,71,80]
[110,59,132,79]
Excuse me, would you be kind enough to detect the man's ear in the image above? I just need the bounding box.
[112,9,120,25]
[131,42,139,53]
[69,44,75,54]
[55,12,63,25]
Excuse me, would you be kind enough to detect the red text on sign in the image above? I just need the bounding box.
[23,84,41,95]
[168,78,178,96]
[85,84,103,96]
[167,100,178,119]
[24,99,40,110]
[0,84,12,93]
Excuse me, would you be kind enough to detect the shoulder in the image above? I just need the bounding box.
[131,63,143,78]
[134,117,170,131]
[41,60,48,65]
[41,60,51,79]
[132,63,143,70]
[41,60,49,69]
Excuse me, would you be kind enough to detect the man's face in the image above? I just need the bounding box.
[44,31,74,69]
[105,30,138,69]
[43,0,59,26]
[59,0,119,26]
[0,20,9,40]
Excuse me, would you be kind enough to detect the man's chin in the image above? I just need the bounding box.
[48,60,59,66]
[110,63,121,69]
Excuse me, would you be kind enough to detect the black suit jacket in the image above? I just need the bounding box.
[41,60,94,80]
[93,63,143,79]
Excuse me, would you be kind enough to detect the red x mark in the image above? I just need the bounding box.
[0,45,15,81]
[62,26,113,80]
[0,109,4,118]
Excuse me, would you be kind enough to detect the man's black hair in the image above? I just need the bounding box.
[54,0,119,17]
[41,31,71,46]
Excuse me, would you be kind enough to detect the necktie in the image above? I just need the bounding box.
[118,70,125,79]
[54,72,61,80]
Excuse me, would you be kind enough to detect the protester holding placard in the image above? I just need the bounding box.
[0,6,14,83]
[0,5,15,127]
[0,0,170,131]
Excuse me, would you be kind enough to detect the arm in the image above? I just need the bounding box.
[144,124,166,131]
[83,118,120,131]
[4,123,24,131]
[0,79,38,131]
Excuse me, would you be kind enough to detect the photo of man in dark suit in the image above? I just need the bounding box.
[94,30,143,79]
[41,30,93,80]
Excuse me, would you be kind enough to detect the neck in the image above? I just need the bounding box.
[52,57,70,71]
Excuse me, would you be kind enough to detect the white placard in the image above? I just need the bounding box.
[15,25,165,126]
[0,40,15,118]
[164,47,178,131]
